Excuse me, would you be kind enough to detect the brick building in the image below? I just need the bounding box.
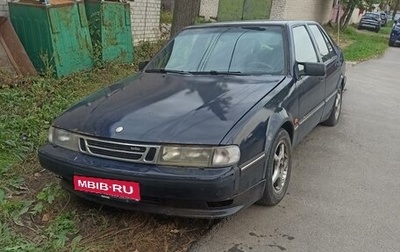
[129,0,161,44]
[0,0,8,17]
[270,0,333,24]
[200,0,335,24]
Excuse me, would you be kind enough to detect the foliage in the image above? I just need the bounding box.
[160,10,173,24]
[380,21,395,34]
[338,0,363,29]
[327,26,388,61]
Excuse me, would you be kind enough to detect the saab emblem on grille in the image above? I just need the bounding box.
[115,126,124,133]
[130,146,142,151]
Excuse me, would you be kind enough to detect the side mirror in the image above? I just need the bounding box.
[297,62,326,77]
[139,61,149,71]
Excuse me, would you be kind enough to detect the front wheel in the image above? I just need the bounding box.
[322,86,343,126]
[257,129,292,206]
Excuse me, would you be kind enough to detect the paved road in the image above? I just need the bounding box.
[192,48,400,252]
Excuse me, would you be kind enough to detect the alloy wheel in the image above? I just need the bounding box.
[272,141,289,194]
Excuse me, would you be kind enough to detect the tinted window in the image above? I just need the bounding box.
[293,26,318,63]
[147,26,285,74]
[309,25,336,62]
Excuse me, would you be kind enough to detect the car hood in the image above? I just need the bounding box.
[54,73,284,145]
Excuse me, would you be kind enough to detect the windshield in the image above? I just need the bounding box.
[146,26,285,75]
[365,13,380,19]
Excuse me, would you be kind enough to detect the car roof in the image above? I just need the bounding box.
[184,20,320,30]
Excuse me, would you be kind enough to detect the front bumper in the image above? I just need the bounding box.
[389,32,400,45]
[38,144,264,218]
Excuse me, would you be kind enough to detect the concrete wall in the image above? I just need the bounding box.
[0,0,8,17]
[200,0,218,19]
[271,0,334,24]
[129,0,161,44]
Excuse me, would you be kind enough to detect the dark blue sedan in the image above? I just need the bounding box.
[39,21,346,218]
[389,20,400,46]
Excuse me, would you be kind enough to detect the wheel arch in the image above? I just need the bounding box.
[261,112,294,185]
[265,110,295,148]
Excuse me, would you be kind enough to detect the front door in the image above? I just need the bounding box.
[292,25,325,141]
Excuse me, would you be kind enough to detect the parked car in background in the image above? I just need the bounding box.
[39,21,346,218]
[358,12,381,32]
[379,12,388,26]
[389,21,400,46]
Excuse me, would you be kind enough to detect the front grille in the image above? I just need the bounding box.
[80,137,160,163]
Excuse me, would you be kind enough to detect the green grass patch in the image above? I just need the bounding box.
[380,21,394,35]
[327,26,389,62]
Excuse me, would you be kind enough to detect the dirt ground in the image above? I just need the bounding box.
[17,156,217,252]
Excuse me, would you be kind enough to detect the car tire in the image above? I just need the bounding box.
[389,41,394,47]
[322,86,343,126]
[257,129,292,206]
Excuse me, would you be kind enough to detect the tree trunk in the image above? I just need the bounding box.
[342,5,356,29]
[170,0,201,37]
[339,6,351,27]
[392,0,400,21]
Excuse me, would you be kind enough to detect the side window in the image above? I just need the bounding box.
[292,26,318,71]
[322,30,337,58]
[309,25,337,62]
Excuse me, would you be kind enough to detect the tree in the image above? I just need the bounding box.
[392,0,400,20]
[170,0,201,37]
[338,0,363,29]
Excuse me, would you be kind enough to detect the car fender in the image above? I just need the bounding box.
[262,109,294,179]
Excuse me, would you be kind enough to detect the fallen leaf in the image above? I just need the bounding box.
[42,214,49,222]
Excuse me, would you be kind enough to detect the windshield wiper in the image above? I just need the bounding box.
[145,69,187,74]
[189,70,243,75]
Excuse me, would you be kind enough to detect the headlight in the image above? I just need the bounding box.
[158,145,240,168]
[48,126,80,151]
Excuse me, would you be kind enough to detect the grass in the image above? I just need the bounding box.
[326,25,389,62]
[0,41,214,252]
[380,21,394,35]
